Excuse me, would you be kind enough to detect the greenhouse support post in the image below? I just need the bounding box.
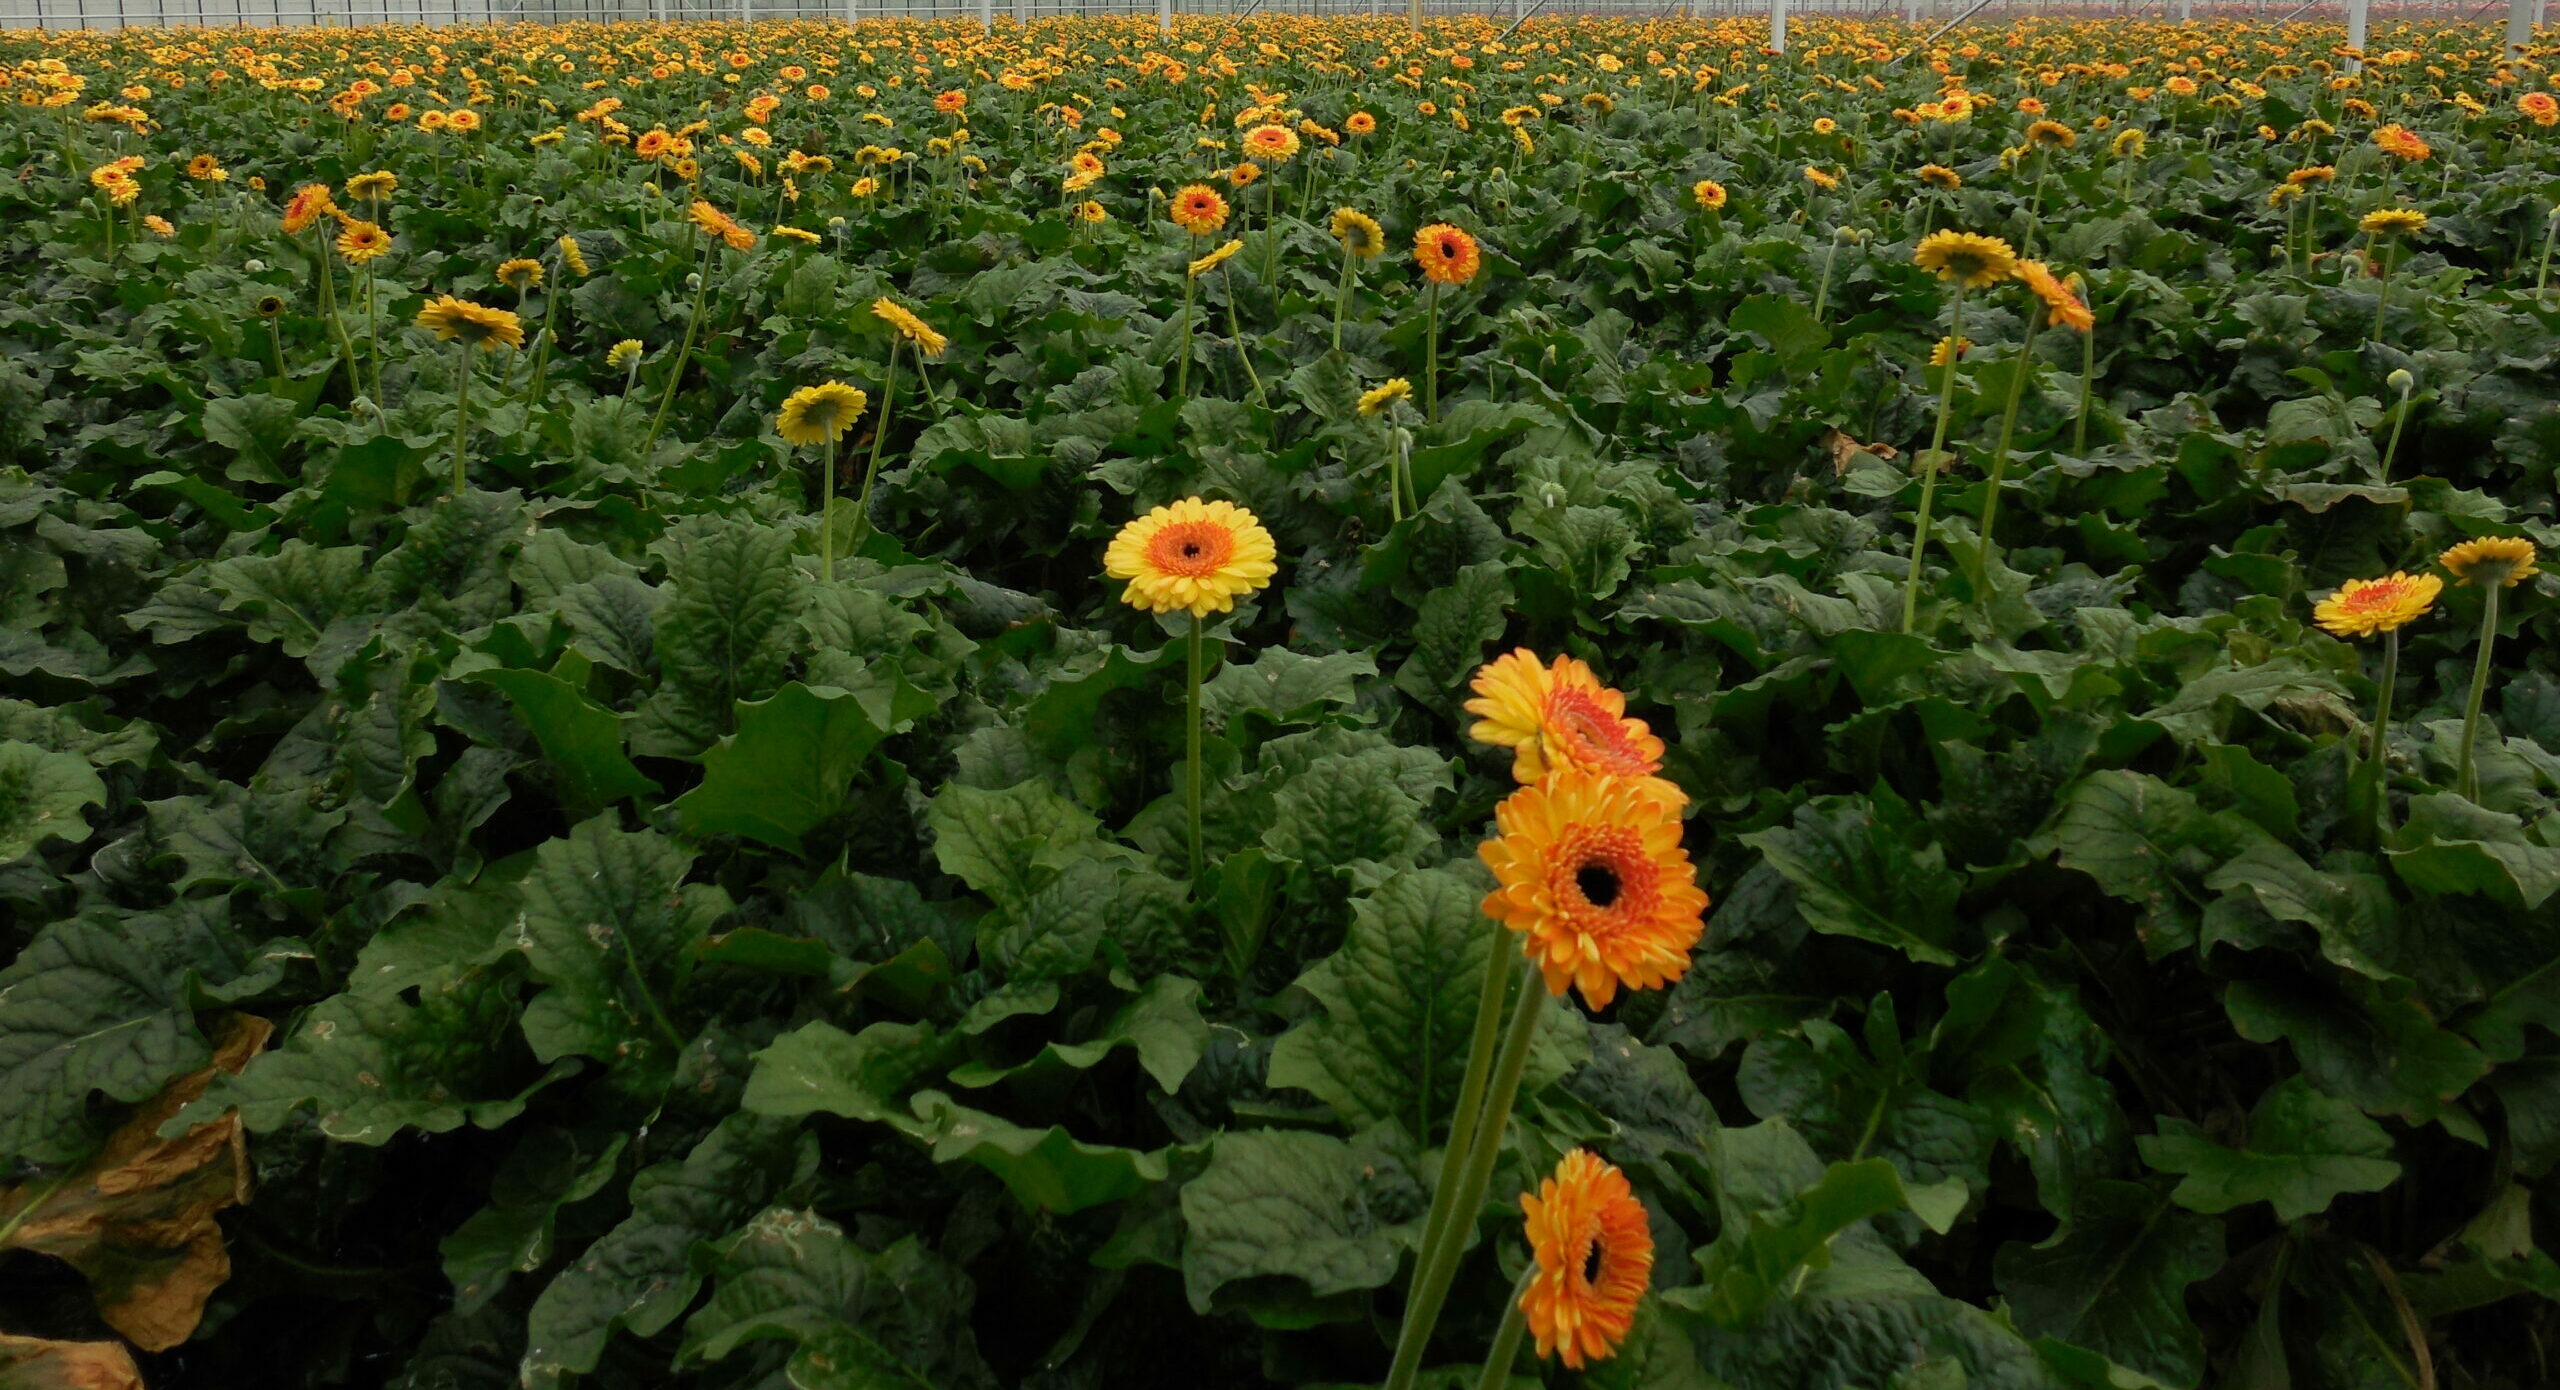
[2508,0,2534,58]
[2345,0,2367,71]
[1770,0,1785,53]
[1157,0,1169,32]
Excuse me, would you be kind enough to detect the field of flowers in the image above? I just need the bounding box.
[3,10,2560,1388]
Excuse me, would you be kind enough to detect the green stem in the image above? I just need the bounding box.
[2379,379,2412,484]
[851,342,902,550]
[1812,229,1843,323]
[2535,205,2559,297]
[2370,238,2394,344]
[2075,303,2097,455]
[1975,303,2045,580]
[1413,936,1517,1291]
[644,234,712,454]
[1383,977,1548,1390]
[1425,282,1441,426]
[1185,611,1205,884]
[1177,270,1194,400]
[2458,583,2502,803]
[1473,1268,1537,1390]
[1902,282,1966,635]
[820,437,837,585]
[450,339,472,495]
[1223,268,1265,406]
[526,276,562,409]
[2371,628,2400,768]
[1332,245,1356,351]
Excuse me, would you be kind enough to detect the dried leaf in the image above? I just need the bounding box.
[0,1014,271,1353]
[0,1332,144,1390]
[1824,427,1899,475]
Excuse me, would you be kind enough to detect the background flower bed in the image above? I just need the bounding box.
[2,12,2559,1389]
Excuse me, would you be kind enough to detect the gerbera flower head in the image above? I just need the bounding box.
[185,153,227,181]
[2441,537,2540,588]
[345,170,397,201]
[414,294,524,351]
[2111,127,2148,157]
[1242,123,1301,163]
[1102,497,1279,619]
[1917,163,1961,189]
[2359,206,2429,236]
[1330,207,1385,258]
[871,296,948,359]
[1520,1150,1652,1371]
[2014,260,2094,333]
[2372,123,2432,160]
[557,235,590,277]
[608,339,644,370]
[1169,183,1229,236]
[1357,378,1412,417]
[1692,178,1728,209]
[1465,649,1680,800]
[1413,222,1481,285]
[1188,238,1244,278]
[1913,229,2020,288]
[281,182,338,235]
[2025,118,2077,148]
[776,381,869,448]
[1346,111,1377,135]
[1931,334,1973,366]
[1480,767,1708,1008]
[335,219,391,264]
[2314,572,2442,637]
[496,257,543,291]
[2522,92,2560,126]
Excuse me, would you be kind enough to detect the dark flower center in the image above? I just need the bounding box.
[1577,862,1622,909]
[1582,1238,1605,1283]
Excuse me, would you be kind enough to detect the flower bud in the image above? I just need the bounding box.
[2387,368,2415,393]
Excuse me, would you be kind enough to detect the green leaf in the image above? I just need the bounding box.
[2043,771,2261,958]
[466,668,659,821]
[927,779,1108,915]
[1179,1126,1426,1316]
[905,1090,1168,1214]
[441,1128,629,1316]
[636,515,804,756]
[0,920,206,1165]
[1740,795,1965,966]
[0,739,105,864]
[1262,751,1434,877]
[2137,1077,2400,1222]
[1267,867,1504,1139]
[1200,648,1376,726]
[680,1212,991,1390]
[521,1113,815,1388]
[1682,1145,1968,1328]
[200,392,301,485]
[743,1020,957,1124]
[2388,792,2560,910]
[1728,293,1832,370]
[674,678,931,851]
[2224,975,2488,1124]
[1995,1181,2225,1390]
[1391,560,1513,702]
[948,974,1208,1092]
[513,818,729,1081]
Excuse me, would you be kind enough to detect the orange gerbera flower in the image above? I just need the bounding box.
[2014,260,2094,333]
[1465,650,1680,802]
[280,182,338,234]
[1169,183,1229,236]
[1413,222,1481,285]
[1103,497,1279,617]
[1479,768,1708,1008]
[1520,1150,1652,1370]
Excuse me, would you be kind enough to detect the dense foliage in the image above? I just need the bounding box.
[4,12,2560,1389]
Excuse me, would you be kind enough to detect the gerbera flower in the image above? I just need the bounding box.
[345,170,397,201]
[1466,650,1680,800]
[2314,572,2442,637]
[871,297,948,359]
[2014,260,2094,332]
[415,294,524,351]
[934,89,967,115]
[775,381,869,448]
[1480,767,1708,1008]
[1228,161,1262,188]
[1913,229,2019,287]
[335,220,391,263]
[2441,536,2540,588]
[185,153,227,181]
[1242,123,1300,163]
[2025,118,2077,148]
[143,215,174,238]
[1330,208,1385,258]
[2372,123,2432,160]
[1103,497,1279,618]
[2111,127,2148,157]
[2359,207,2429,236]
[2286,165,2337,185]
[447,109,481,133]
[1917,163,1961,189]
[772,225,820,244]
[1413,223,1481,285]
[557,235,590,277]
[607,339,644,370]
[1346,111,1377,135]
[1077,199,1109,224]
[1692,179,1728,209]
[1357,378,1411,416]
[1188,238,1244,278]
[1803,164,1842,190]
[1520,1150,1652,1371]
[1169,183,1229,235]
[496,257,543,291]
[2522,92,2560,126]
[281,182,338,235]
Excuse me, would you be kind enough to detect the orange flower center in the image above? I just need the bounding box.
[1542,687,1657,776]
[1147,520,1235,578]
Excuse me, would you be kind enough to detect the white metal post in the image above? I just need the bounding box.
[1011,0,1023,24]
[1156,0,1168,32]
[1769,0,1786,53]
[2177,0,2191,19]
[2344,0,2367,72]
[2507,0,2534,59]
[975,0,988,27]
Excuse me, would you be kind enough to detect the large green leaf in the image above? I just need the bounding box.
[466,668,659,820]
[679,1212,992,1390]
[0,739,105,864]
[673,677,932,851]
[2137,1077,2400,1222]
[512,818,730,1082]
[0,921,206,1165]
[1995,1181,2224,1390]
[1179,1126,1426,1317]
[1741,795,1965,966]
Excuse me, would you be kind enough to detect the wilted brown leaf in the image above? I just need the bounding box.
[0,1332,143,1390]
[0,1014,271,1353]
[1822,427,1899,475]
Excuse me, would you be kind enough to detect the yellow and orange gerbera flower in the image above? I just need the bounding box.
[280,182,338,235]
[1913,229,2018,288]
[1169,183,1229,236]
[1413,222,1481,285]
[1519,1150,1652,1370]
[2441,536,2540,588]
[1479,767,1707,1008]
[1465,650,1680,801]
[2014,260,2094,333]
[2314,572,2442,638]
[414,295,524,351]
[1103,497,1279,618]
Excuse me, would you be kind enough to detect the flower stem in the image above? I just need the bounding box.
[644,234,711,455]
[1332,245,1356,351]
[1176,270,1194,401]
[2536,205,2560,297]
[2370,237,2395,344]
[1412,937,1517,1295]
[2074,303,2097,455]
[1185,611,1205,885]
[450,339,472,495]
[1383,976,1547,1390]
[2379,376,2413,484]
[525,277,562,410]
[1812,228,1843,323]
[2371,628,2400,767]
[1902,282,1965,635]
[1473,1268,1537,1390]
[851,342,901,550]
[1975,302,2045,581]
[1425,282,1441,426]
[2458,583,2502,803]
[1223,268,1265,406]
[820,438,838,585]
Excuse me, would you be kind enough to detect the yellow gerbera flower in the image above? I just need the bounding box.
[414,295,524,351]
[1102,497,1278,618]
[870,297,948,359]
[2314,572,2443,637]
[2441,537,2540,588]
[1187,238,1243,279]
[1357,378,1412,417]
[775,381,870,448]
[1913,230,2020,288]
[1479,767,1708,1008]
